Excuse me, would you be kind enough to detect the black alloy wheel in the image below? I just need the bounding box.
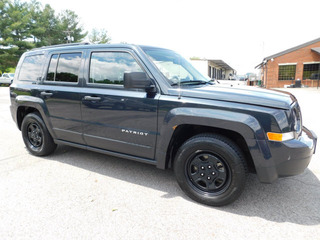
[174,134,247,206]
[27,122,43,148]
[21,112,57,156]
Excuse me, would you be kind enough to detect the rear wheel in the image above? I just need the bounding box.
[21,113,57,156]
[174,134,247,206]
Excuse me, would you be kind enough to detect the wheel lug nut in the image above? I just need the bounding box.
[207,177,211,180]
[200,173,204,177]
[208,165,212,169]
[212,172,215,175]
[201,166,205,170]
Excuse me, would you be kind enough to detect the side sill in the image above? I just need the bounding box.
[54,139,157,166]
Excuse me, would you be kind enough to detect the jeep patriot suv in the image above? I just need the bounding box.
[9,43,317,206]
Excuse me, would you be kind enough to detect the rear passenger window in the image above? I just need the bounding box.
[18,54,44,81]
[89,52,143,85]
[46,53,82,83]
[46,54,58,81]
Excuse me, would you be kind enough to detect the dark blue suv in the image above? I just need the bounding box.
[9,43,317,206]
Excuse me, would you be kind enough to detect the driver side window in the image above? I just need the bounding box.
[89,51,144,85]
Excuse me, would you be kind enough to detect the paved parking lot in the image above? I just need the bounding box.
[0,86,319,239]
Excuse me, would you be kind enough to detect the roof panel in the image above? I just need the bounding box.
[207,59,234,70]
[311,47,320,54]
[264,37,320,61]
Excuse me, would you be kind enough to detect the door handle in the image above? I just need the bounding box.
[40,91,53,96]
[83,96,101,101]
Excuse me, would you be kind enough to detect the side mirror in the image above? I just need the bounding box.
[124,72,156,93]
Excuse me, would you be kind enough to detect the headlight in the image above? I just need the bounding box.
[267,102,302,142]
[267,132,294,142]
[292,103,302,136]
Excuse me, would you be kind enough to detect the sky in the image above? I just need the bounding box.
[26,0,320,75]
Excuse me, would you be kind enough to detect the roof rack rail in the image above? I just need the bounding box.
[33,42,90,50]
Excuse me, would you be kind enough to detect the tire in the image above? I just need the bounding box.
[21,112,57,156]
[174,134,247,206]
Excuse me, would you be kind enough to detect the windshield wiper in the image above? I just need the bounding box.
[171,80,210,86]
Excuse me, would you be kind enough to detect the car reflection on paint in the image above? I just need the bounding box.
[82,95,155,112]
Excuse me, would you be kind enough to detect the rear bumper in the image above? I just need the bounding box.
[10,99,18,126]
[255,126,317,183]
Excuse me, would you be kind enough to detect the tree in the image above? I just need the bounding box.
[0,0,88,72]
[30,6,87,46]
[89,28,111,44]
[58,10,87,43]
[0,0,34,73]
[30,3,60,47]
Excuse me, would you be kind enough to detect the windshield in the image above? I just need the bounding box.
[142,47,210,86]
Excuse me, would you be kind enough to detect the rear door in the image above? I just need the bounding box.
[80,48,159,159]
[39,51,85,144]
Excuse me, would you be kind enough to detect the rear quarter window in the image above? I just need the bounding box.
[18,54,44,82]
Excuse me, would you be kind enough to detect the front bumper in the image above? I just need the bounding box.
[255,126,317,183]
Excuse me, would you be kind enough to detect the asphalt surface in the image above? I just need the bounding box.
[0,86,319,240]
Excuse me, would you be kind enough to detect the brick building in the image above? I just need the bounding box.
[256,37,320,88]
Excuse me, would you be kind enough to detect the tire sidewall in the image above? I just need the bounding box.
[21,113,54,156]
[174,135,246,206]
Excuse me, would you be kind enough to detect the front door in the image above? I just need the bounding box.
[80,50,158,159]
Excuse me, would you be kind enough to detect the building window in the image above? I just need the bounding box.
[278,65,296,81]
[303,63,320,80]
[212,67,217,79]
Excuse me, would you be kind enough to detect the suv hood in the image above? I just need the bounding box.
[167,85,296,109]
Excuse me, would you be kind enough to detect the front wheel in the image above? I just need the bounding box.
[21,113,57,156]
[174,134,247,206]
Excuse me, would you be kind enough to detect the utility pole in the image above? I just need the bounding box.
[63,30,74,43]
